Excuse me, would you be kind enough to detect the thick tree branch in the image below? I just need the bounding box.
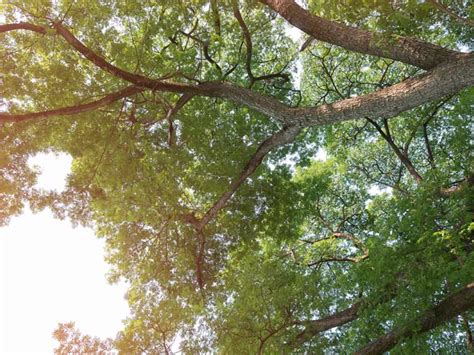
[0,22,46,34]
[260,0,460,70]
[0,86,144,122]
[355,282,474,354]
[4,22,473,128]
[51,21,293,121]
[291,53,474,127]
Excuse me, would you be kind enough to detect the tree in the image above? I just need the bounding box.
[1,0,473,353]
[53,322,113,354]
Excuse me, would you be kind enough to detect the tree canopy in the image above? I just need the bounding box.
[1,0,473,353]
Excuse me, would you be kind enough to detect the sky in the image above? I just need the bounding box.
[0,153,129,354]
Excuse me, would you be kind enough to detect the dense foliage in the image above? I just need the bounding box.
[1,0,473,353]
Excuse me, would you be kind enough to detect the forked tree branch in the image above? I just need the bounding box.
[232,1,290,87]
[2,22,473,129]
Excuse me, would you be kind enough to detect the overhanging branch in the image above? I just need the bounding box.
[0,86,144,122]
[260,0,459,70]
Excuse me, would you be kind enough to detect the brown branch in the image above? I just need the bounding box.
[210,0,222,36]
[51,22,197,93]
[0,22,46,34]
[0,86,144,122]
[4,22,473,128]
[260,0,460,70]
[291,276,406,348]
[50,21,294,120]
[257,319,293,354]
[164,93,193,147]
[439,175,474,197]
[355,282,474,354]
[232,0,254,83]
[423,122,436,169]
[178,30,222,75]
[232,1,289,87]
[196,124,301,230]
[290,53,474,127]
[185,125,301,289]
[307,256,359,267]
[366,118,423,183]
[195,230,206,291]
[291,301,364,347]
[403,99,447,155]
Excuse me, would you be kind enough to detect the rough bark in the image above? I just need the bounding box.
[2,22,473,129]
[355,282,474,354]
[291,53,474,127]
[260,0,460,70]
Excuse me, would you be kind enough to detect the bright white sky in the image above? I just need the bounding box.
[0,153,129,354]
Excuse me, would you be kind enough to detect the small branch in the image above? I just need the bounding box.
[232,1,289,87]
[179,30,222,75]
[257,320,293,354]
[423,122,435,169]
[195,230,206,292]
[232,0,254,84]
[403,99,448,157]
[462,314,473,351]
[427,0,474,26]
[367,118,423,183]
[210,0,221,36]
[164,93,194,147]
[307,256,359,268]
